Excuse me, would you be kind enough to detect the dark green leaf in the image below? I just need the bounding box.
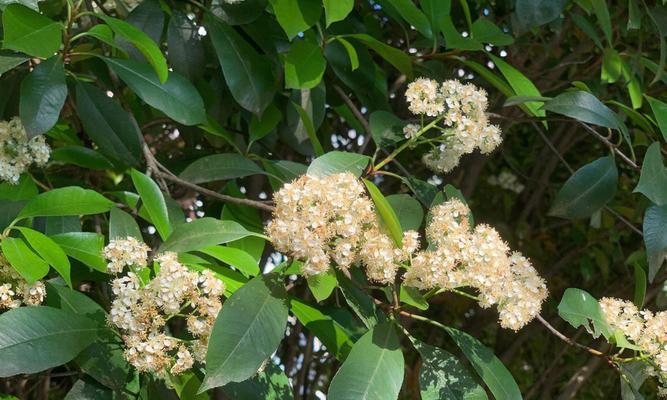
[337,272,386,329]
[1,4,61,58]
[17,186,114,220]
[557,288,613,339]
[327,322,404,400]
[384,0,432,39]
[179,154,264,184]
[0,174,37,201]
[0,50,29,77]
[201,274,288,391]
[647,95,667,142]
[399,286,429,310]
[284,38,326,89]
[386,194,423,231]
[291,99,325,156]
[591,0,613,45]
[52,146,115,170]
[549,156,618,219]
[471,19,514,46]
[421,0,451,37]
[64,380,112,400]
[0,306,98,377]
[545,91,620,130]
[131,169,171,240]
[1,236,49,283]
[250,104,282,144]
[307,151,370,177]
[634,143,667,206]
[369,111,404,148]
[19,56,67,137]
[159,218,263,253]
[643,204,667,281]
[345,34,413,77]
[211,0,267,25]
[109,207,142,240]
[515,0,568,29]
[167,10,205,81]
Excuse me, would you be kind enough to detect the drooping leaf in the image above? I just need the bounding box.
[1,236,49,283]
[16,227,71,287]
[75,82,143,168]
[591,0,613,45]
[323,0,353,26]
[363,179,404,247]
[549,156,618,219]
[103,58,206,126]
[327,322,404,400]
[557,288,613,339]
[130,169,171,240]
[634,143,667,206]
[109,207,142,240]
[159,218,263,253]
[50,232,107,273]
[250,104,282,144]
[643,204,667,281]
[307,151,370,177]
[206,17,276,115]
[201,274,288,391]
[0,306,98,377]
[291,100,325,156]
[19,56,67,137]
[179,154,264,184]
[16,186,114,220]
[1,4,61,58]
[284,38,327,89]
[489,54,544,118]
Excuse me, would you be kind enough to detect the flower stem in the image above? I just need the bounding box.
[373,116,444,171]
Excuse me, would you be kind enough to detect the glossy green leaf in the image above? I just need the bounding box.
[201,274,288,391]
[269,0,322,40]
[558,288,613,339]
[160,218,263,253]
[16,227,71,287]
[515,0,568,29]
[103,58,206,125]
[363,179,403,247]
[222,362,293,399]
[0,175,37,201]
[97,14,168,83]
[50,232,107,272]
[17,186,114,220]
[549,156,618,219]
[1,4,61,58]
[179,154,264,184]
[75,82,142,167]
[327,322,404,400]
[0,306,98,377]
[545,90,620,129]
[109,207,142,240]
[130,169,171,240]
[81,24,129,55]
[386,194,423,231]
[444,327,522,400]
[290,299,354,360]
[307,151,370,177]
[384,0,432,39]
[399,286,429,310]
[337,271,386,329]
[167,10,205,81]
[291,100,325,156]
[489,54,544,118]
[199,246,260,277]
[634,143,667,206]
[647,95,667,142]
[1,236,49,283]
[345,34,413,77]
[207,16,275,115]
[411,338,487,400]
[643,204,667,282]
[306,269,338,302]
[284,39,326,89]
[19,56,67,137]
[324,0,353,26]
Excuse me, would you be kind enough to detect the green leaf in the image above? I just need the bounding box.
[130,169,171,240]
[549,156,618,219]
[620,362,648,400]
[211,0,267,25]
[103,58,206,125]
[17,186,114,220]
[591,0,613,45]
[489,54,544,118]
[444,327,522,400]
[643,204,667,282]
[306,269,338,302]
[291,100,325,156]
[1,236,49,283]
[0,306,98,377]
[335,37,359,71]
[51,146,115,170]
[198,246,260,277]
[399,286,429,310]
[284,38,326,89]
[337,272,386,329]
[633,264,647,309]
[290,299,354,360]
[81,24,129,56]
[16,227,71,287]
[1,4,61,58]
[0,50,29,77]
[0,174,37,201]
[249,104,282,144]
[50,232,107,273]
[545,91,620,130]
[557,288,613,339]
[19,56,67,137]
[440,17,483,51]
[384,0,432,39]
[206,16,276,115]
[179,154,264,184]
[327,322,404,400]
[421,0,451,37]
[627,0,641,30]
[369,111,405,148]
[64,380,112,400]
[109,207,142,240]
[307,151,369,177]
[97,14,168,83]
[324,0,353,26]
[160,218,263,253]
[601,48,622,83]
[269,0,322,40]
[75,82,142,167]
[386,194,423,232]
[471,19,514,46]
[363,179,403,247]
[345,33,413,78]
[634,143,667,206]
[515,0,568,29]
[200,274,288,391]
[222,362,293,399]
[646,95,667,142]
[167,10,205,81]
[411,339,487,400]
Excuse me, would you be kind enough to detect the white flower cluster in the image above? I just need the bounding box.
[0,255,46,310]
[266,173,418,283]
[488,171,525,194]
[600,298,667,396]
[405,78,502,173]
[104,239,225,376]
[403,199,548,330]
[0,117,50,184]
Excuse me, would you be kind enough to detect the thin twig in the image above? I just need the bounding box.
[535,315,606,357]
[577,122,639,170]
[333,85,372,152]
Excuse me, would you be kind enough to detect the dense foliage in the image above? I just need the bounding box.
[0,0,666,399]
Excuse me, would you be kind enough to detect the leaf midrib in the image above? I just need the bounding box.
[0,327,98,352]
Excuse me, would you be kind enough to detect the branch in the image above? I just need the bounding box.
[535,315,607,357]
[576,122,639,170]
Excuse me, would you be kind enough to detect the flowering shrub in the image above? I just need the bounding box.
[0,0,665,399]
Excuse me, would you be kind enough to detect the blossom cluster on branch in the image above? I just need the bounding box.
[0,255,46,310]
[104,238,225,376]
[600,297,667,396]
[0,117,50,184]
[404,78,502,173]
